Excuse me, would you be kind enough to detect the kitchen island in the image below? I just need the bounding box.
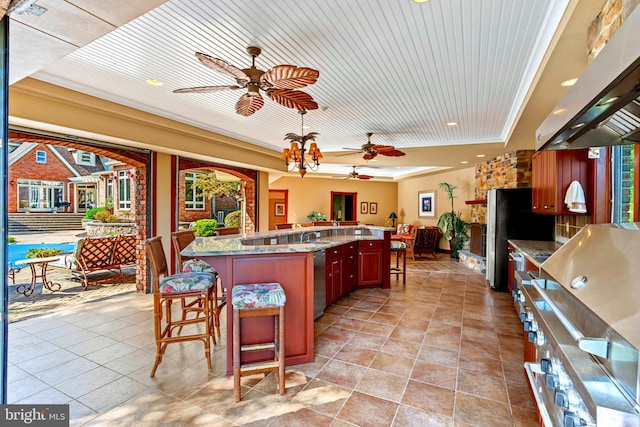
[182,225,392,374]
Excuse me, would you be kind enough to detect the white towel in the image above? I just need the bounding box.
[564,180,587,213]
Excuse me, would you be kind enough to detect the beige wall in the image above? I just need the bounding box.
[154,153,174,256]
[397,167,475,248]
[270,176,398,226]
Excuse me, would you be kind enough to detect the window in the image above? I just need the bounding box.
[36,150,47,164]
[611,145,635,222]
[118,170,131,210]
[76,151,95,166]
[185,172,205,210]
[16,179,64,211]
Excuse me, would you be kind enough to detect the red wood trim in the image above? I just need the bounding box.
[170,155,178,273]
[635,144,639,222]
[150,151,158,238]
[590,147,611,224]
[464,199,487,205]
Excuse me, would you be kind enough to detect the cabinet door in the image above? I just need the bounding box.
[532,149,589,215]
[326,246,343,305]
[358,240,382,286]
[342,243,358,294]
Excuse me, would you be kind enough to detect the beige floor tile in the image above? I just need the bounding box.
[337,391,398,427]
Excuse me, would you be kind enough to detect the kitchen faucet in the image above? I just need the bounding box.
[300,231,313,243]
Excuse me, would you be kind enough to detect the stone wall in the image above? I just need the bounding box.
[587,0,639,61]
[84,221,137,237]
[471,150,534,223]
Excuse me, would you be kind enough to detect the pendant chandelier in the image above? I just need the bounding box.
[281,110,323,177]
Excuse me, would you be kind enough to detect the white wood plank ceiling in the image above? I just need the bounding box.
[10,0,574,178]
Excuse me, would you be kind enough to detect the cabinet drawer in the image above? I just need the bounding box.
[359,240,382,250]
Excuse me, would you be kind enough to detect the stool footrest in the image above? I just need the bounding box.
[240,361,280,373]
[241,342,276,352]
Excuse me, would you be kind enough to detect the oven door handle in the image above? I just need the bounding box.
[524,362,553,427]
[532,279,610,359]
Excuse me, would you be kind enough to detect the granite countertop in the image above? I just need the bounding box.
[183,226,389,257]
[508,239,563,268]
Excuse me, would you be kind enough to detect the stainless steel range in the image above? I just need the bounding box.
[514,223,640,426]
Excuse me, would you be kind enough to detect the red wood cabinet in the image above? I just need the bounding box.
[342,242,358,294]
[531,149,589,215]
[326,245,343,306]
[358,240,383,287]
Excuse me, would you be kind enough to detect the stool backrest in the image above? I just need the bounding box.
[275,223,293,230]
[146,236,169,292]
[171,230,196,269]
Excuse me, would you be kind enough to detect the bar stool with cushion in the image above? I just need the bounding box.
[232,282,286,401]
[146,236,216,377]
[390,240,406,284]
[171,230,226,338]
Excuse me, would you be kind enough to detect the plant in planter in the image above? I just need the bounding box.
[436,182,470,259]
[26,248,65,259]
[193,219,218,237]
[223,210,241,228]
[307,211,327,222]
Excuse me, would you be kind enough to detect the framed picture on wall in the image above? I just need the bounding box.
[274,202,285,217]
[360,201,368,214]
[369,202,377,214]
[418,190,435,217]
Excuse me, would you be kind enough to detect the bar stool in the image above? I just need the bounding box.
[390,240,406,284]
[232,282,286,402]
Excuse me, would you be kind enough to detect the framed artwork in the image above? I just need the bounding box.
[369,202,377,214]
[360,201,368,214]
[418,190,435,217]
[274,202,285,217]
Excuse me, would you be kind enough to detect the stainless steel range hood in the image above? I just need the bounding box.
[536,6,640,151]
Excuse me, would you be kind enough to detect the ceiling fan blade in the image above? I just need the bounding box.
[195,52,249,83]
[358,175,374,180]
[342,147,363,151]
[363,152,378,160]
[173,85,242,94]
[261,65,320,89]
[267,89,318,111]
[235,93,264,116]
[373,145,406,157]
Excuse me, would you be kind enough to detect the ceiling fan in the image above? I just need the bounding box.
[173,46,319,117]
[341,132,406,160]
[337,166,374,180]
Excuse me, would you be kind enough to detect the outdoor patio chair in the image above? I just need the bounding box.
[146,236,217,377]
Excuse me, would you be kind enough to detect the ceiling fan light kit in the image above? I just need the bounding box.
[174,46,319,116]
[281,110,323,177]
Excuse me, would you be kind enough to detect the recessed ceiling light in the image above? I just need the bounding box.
[412,0,430,3]
[560,78,578,87]
[476,154,485,158]
[146,79,164,87]
[461,161,469,164]
[553,108,565,115]
[447,121,458,126]
[302,125,311,129]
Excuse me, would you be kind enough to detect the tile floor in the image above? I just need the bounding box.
[7,255,539,426]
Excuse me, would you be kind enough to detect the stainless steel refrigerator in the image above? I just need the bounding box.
[485,188,555,292]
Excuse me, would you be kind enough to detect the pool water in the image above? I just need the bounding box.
[8,243,75,265]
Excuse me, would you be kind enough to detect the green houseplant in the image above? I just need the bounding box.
[307,211,327,222]
[436,182,470,259]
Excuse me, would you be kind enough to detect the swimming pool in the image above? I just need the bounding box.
[8,243,75,266]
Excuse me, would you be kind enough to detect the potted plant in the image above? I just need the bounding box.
[307,211,327,222]
[436,182,470,259]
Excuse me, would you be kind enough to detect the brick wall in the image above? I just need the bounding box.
[471,150,534,223]
[8,144,76,212]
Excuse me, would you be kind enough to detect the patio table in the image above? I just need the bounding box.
[14,256,63,296]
